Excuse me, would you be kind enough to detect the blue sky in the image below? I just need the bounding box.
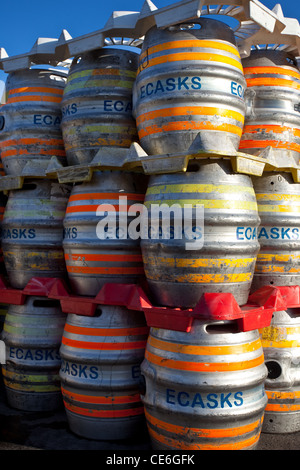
[0,0,298,92]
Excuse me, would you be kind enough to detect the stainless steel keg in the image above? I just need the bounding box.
[61,48,139,166]
[260,308,300,433]
[240,50,300,163]
[59,305,149,440]
[1,296,66,411]
[140,319,267,450]
[2,179,71,288]
[251,172,300,291]
[141,159,260,307]
[0,67,67,175]
[133,18,246,156]
[63,171,146,296]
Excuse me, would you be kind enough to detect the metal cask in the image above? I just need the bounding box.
[59,306,149,440]
[0,68,67,175]
[2,179,71,288]
[61,48,139,166]
[63,171,146,296]
[140,320,267,450]
[1,297,66,411]
[260,308,300,433]
[251,172,300,291]
[133,18,246,156]
[240,50,300,161]
[141,160,260,307]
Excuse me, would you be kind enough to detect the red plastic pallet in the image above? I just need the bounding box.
[0,275,296,332]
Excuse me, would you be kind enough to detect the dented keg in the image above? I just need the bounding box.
[2,179,71,288]
[240,50,300,162]
[59,305,149,440]
[63,171,146,296]
[251,172,300,291]
[140,320,267,450]
[133,18,246,156]
[1,297,66,411]
[61,48,139,166]
[260,308,300,433]
[141,159,260,307]
[0,68,67,175]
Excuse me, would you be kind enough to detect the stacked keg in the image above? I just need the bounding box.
[0,66,70,411]
[58,47,149,440]
[240,49,300,434]
[132,18,267,450]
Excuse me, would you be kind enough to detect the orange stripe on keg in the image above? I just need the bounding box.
[138,121,243,138]
[1,149,66,158]
[243,66,300,80]
[63,401,144,418]
[66,266,144,275]
[1,148,66,158]
[145,409,261,440]
[0,138,65,148]
[266,390,300,400]
[246,77,300,90]
[138,52,243,73]
[147,335,262,356]
[147,422,261,450]
[64,253,143,262]
[69,192,145,202]
[6,95,63,104]
[62,388,141,404]
[8,86,64,95]
[61,336,147,350]
[136,106,244,125]
[139,40,241,61]
[65,204,132,213]
[64,323,148,337]
[145,350,264,372]
[239,140,300,152]
[243,125,300,137]
[265,403,300,412]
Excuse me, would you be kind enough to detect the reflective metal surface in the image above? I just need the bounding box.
[61,48,139,166]
[1,297,66,411]
[141,320,267,450]
[133,18,246,156]
[63,170,146,296]
[141,159,260,307]
[0,68,67,175]
[2,179,71,288]
[59,305,148,440]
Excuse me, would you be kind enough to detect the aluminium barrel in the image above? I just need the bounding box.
[2,179,71,288]
[0,67,67,175]
[61,48,139,166]
[59,305,149,440]
[133,18,246,156]
[63,170,146,296]
[251,172,300,292]
[141,159,260,307]
[259,308,300,433]
[140,320,267,450]
[1,296,66,411]
[240,50,300,161]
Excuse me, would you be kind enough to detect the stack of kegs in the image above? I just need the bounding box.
[0,66,71,411]
[240,49,300,434]
[58,47,149,440]
[132,18,268,450]
[1,3,300,449]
